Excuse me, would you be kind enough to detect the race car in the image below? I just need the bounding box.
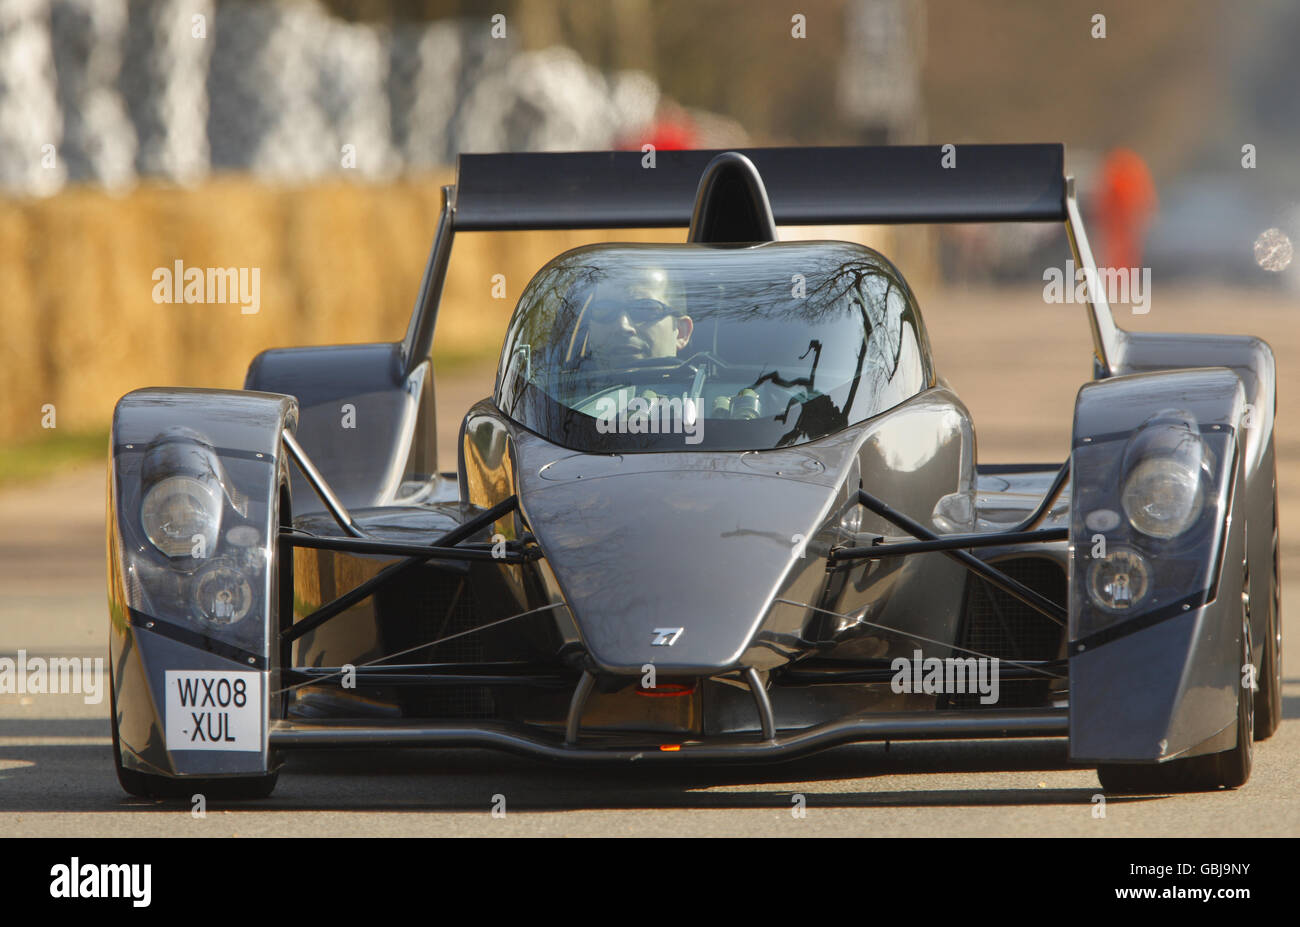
[107,144,1280,798]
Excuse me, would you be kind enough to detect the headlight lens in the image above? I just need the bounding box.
[141,475,222,558]
[1121,456,1205,539]
[1088,547,1151,613]
[193,559,254,625]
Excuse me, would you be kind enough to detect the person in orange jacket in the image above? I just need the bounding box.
[1094,148,1157,272]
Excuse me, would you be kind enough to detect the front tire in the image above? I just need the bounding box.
[1255,485,1283,739]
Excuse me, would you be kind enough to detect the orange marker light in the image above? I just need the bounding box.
[659,744,681,752]
[637,682,696,698]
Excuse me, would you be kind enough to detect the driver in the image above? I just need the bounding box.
[582,266,693,364]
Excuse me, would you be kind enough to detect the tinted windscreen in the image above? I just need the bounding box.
[495,241,932,452]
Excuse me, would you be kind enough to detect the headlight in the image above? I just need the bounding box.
[193,559,254,625]
[1088,547,1151,613]
[1121,456,1205,539]
[141,475,222,558]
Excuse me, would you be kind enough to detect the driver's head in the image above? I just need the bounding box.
[583,266,693,362]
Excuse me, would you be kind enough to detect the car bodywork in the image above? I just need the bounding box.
[107,145,1280,797]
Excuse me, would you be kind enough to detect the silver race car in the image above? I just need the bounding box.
[107,145,1280,797]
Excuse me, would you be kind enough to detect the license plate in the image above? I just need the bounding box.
[165,671,263,752]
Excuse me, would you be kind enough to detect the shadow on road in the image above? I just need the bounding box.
[0,718,107,738]
[0,736,1166,813]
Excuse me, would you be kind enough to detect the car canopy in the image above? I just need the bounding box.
[495,240,934,452]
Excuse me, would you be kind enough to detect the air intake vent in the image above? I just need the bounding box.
[949,557,1066,709]
[377,565,496,720]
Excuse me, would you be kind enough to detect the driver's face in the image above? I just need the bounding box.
[586,298,693,362]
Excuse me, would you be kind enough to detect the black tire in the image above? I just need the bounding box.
[1097,588,1254,793]
[110,665,278,801]
[1216,611,1256,788]
[1255,485,1283,739]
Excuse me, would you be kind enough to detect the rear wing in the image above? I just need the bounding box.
[403,143,1117,379]
[454,144,1066,229]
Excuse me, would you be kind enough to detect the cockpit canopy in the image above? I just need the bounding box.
[495,240,933,452]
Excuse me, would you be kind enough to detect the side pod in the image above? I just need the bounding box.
[109,389,296,783]
[1067,368,1247,764]
[245,342,435,510]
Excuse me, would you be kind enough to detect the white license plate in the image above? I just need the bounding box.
[165,671,263,752]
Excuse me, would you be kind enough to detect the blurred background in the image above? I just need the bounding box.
[1,0,1298,478]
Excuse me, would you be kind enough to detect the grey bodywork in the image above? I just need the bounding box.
[105,145,1277,784]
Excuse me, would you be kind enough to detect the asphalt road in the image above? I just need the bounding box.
[1,285,1297,836]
